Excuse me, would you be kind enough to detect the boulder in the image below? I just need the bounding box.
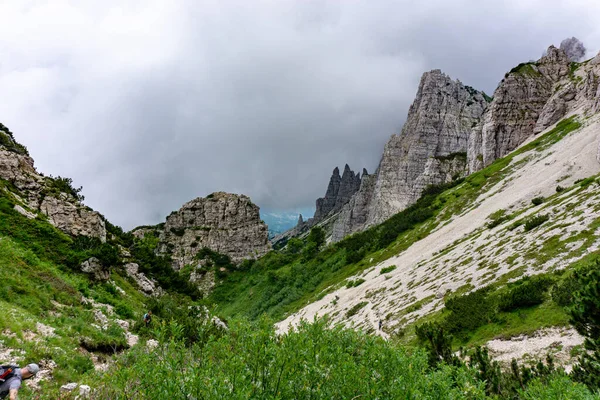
[125,263,159,296]
[60,383,78,392]
[80,257,109,281]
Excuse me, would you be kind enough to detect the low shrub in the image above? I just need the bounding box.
[531,197,544,206]
[523,214,549,231]
[499,275,554,311]
[380,265,397,274]
[487,209,511,229]
[345,301,368,317]
[444,287,496,335]
[346,278,365,288]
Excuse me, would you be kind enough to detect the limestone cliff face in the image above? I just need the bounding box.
[468,46,570,172]
[366,69,489,226]
[0,131,106,242]
[278,46,600,245]
[271,164,363,247]
[157,192,270,269]
[331,169,377,242]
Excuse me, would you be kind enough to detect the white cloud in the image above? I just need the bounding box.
[0,0,598,229]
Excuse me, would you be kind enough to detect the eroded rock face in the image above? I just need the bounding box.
[40,196,106,242]
[0,146,107,242]
[468,46,570,172]
[367,69,488,225]
[0,149,41,193]
[125,263,161,296]
[80,257,109,281]
[157,192,270,269]
[331,169,377,242]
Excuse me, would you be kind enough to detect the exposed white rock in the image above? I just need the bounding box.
[13,204,36,219]
[36,322,56,337]
[126,332,139,347]
[486,327,584,372]
[0,145,107,241]
[40,196,106,242]
[157,192,271,269]
[125,263,160,296]
[278,112,600,334]
[61,382,78,392]
[80,257,109,281]
[93,309,108,327]
[78,385,91,399]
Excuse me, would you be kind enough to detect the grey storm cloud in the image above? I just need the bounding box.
[0,0,599,229]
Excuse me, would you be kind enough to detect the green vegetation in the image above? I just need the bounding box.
[205,116,584,323]
[207,179,463,320]
[523,214,550,231]
[44,176,85,202]
[86,317,596,399]
[0,122,29,155]
[570,259,600,390]
[380,265,397,274]
[346,278,365,288]
[346,301,368,317]
[509,62,542,77]
[486,209,512,229]
[531,196,545,206]
[434,152,467,162]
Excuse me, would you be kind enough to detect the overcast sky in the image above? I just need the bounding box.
[0,0,599,230]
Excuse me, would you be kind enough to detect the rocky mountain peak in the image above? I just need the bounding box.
[366,69,488,225]
[314,164,362,220]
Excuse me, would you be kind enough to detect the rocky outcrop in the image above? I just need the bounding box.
[0,141,107,242]
[331,169,377,241]
[271,165,364,247]
[124,263,161,296]
[468,46,570,172]
[366,70,488,225]
[314,165,361,220]
[157,192,270,269]
[40,195,107,242]
[80,257,109,281]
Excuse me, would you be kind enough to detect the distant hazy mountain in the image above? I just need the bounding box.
[261,208,315,238]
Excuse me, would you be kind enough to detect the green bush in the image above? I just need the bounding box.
[499,275,554,311]
[346,301,368,317]
[531,197,544,206]
[556,185,565,193]
[444,287,496,335]
[487,209,511,229]
[46,175,85,202]
[346,278,365,288]
[0,123,29,155]
[380,265,397,274]
[523,214,549,231]
[569,260,600,391]
[92,318,488,399]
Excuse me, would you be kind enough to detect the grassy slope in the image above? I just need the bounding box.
[0,182,150,394]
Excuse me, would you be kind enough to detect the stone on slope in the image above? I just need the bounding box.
[80,257,109,281]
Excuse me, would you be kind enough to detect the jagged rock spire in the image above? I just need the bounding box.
[314,164,363,220]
